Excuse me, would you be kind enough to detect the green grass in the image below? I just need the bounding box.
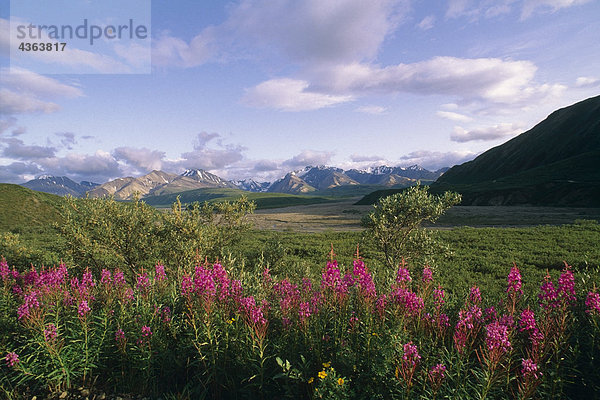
[2,183,599,303]
[0,183,64,230]
[235,220,600,301]
[142,187,339,209]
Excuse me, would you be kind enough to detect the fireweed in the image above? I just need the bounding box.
[0,256,598,399]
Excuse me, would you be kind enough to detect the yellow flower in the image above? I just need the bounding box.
[318,370,327,379]
[337,377,344,386]
[322,361,331,368]
[308,377,314,384]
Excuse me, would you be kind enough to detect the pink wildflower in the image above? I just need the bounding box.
[429,363,446,380]
[0,258,9,281]
[539,274,559,310]
[402,342,421,368]
[485,321,512,353]
[299,301,311,325]
[136,273,150,292]
[469,286,482,304]
[44,323,57,342]
[113,270,126,287]
[155,263,167,282]
[422,266,433,283]
[100,269,112,285]
[115,328,126,344]
[78,300,91,317]
[181,274,193,298]
[353,259,377,300]
[5,352,19,367]
[558,263,576,304]
[396,266,412,284]
[17,291,40,320]
[141,325,152,337]
[376,294,387,319]
[507,264,522,295]
[586,291,600,315]
[433,285,445,309]
[521,358,542,379]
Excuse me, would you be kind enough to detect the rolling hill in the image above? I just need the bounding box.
[141,187,338,209]
[0,184,64,231]
[431,95,600,206]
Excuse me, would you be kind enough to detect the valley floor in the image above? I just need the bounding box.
[248,198,600,232]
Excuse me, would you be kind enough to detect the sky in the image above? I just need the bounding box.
[1,0,599,184]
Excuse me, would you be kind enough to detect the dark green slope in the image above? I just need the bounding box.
[438,95,600,184]
[0,184,64,231]
[431,95,600,206]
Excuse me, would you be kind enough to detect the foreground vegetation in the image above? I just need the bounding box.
[1,255,600,399]
[1,186,600,398]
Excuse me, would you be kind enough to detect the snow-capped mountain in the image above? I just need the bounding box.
[267,165,446,194]
[88,169,237,199]
[267,173,316,194]
[19,164,449,198]
[21,176,99,197]
[231,179,270,192]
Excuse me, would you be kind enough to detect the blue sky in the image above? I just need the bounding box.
[1,0,599,184]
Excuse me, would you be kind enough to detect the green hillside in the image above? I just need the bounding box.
[0,184,64,231]
[142,187,339,209]
[312,184,401,198]
[432,95,600,206]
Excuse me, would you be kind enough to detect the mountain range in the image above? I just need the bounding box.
[19,165,445,199]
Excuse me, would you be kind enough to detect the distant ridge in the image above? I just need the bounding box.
[22,176,99,197]
[431,95,600,206]
[87,169,236,200]
[15,164,446,199]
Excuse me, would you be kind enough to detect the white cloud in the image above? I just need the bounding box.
[34,150,123,183]
[446,0,476,19]
[227,0,409,64]
[355,105,387,115]
[152,29,217,68]
[243,78,353,111]
[436,110,473,122]
[176,132,246,171]
[113,147,166,172]
[244,56,566,112]
[151,0,410,69]
[445,0,588,21]
[1,137,56,159]
[282,150,334,169]
[398,150,477,169]
[315,56,564,107]
[0,68,83,116]
[575,76,600,88]
[521,0,591,18]
[0,89,60,115]
[2,68,83,99]
[349,154,385,162]
[417,15,436,30]
[450,123,523,142]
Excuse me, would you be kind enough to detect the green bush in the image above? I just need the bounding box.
[362,184,461,268]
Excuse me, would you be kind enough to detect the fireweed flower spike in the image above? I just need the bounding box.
[44,323,58,342]
[5,352,19,367]
[586,290,600,315]
[78,300,91,317]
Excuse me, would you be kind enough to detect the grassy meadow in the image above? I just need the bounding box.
[1,184,600,399]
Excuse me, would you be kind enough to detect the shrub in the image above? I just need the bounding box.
[362,184,461,268]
